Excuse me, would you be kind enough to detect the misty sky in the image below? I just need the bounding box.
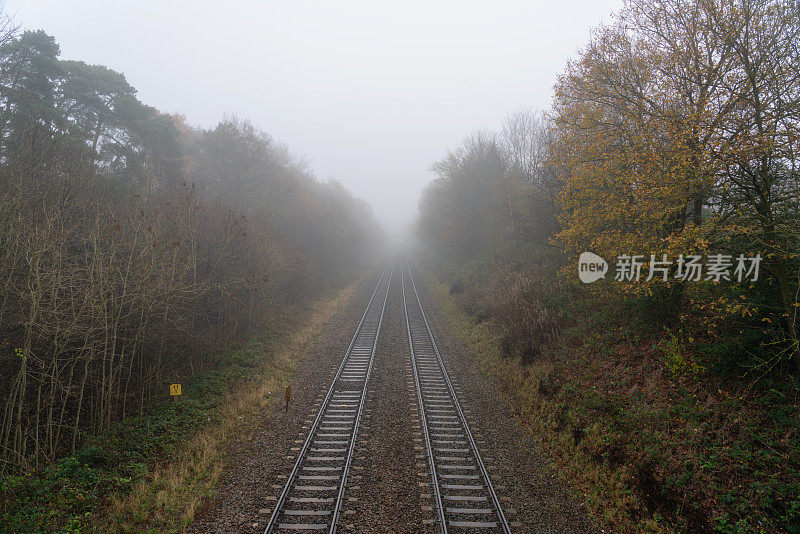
[2,0,621,230]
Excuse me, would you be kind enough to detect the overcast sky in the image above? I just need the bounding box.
[2,0,621,230]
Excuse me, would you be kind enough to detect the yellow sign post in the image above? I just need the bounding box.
[170,384,182,396]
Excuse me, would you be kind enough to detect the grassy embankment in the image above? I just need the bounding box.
[427,274,799,534]
[0,278,362,533]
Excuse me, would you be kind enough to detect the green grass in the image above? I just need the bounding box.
[0,335,279,533]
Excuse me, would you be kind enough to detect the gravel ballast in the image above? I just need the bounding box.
[409,265,597,533]
[191,262,596,533]
[190,272,381,534]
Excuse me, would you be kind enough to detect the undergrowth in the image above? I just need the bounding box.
[0,280,360,533]
[427,272,800,534]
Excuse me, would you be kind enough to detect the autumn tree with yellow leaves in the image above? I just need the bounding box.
[552,0,799,370]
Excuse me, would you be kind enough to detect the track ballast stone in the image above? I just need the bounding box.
[191,260,595,533]
[191,272,381,534]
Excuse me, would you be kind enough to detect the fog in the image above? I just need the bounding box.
[2,0,621,229]
[3,2,799,530]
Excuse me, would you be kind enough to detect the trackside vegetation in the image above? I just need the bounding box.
[429,275,799,532]
[0,19,378,534]
[1,280,360,533]
[418,0,799,531]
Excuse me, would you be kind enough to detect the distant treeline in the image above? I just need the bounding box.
[0,26,379,470]
[419,0,799,373]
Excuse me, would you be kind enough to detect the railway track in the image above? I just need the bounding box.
[264,260,393,533]
[401,256,511,533]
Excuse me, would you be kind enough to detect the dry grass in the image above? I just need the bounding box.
[100,278,362,533]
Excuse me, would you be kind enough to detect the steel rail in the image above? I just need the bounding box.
[328,259,392,532]
[264,259,393,534]
[402,255,512,533]
[402,258,447,533]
